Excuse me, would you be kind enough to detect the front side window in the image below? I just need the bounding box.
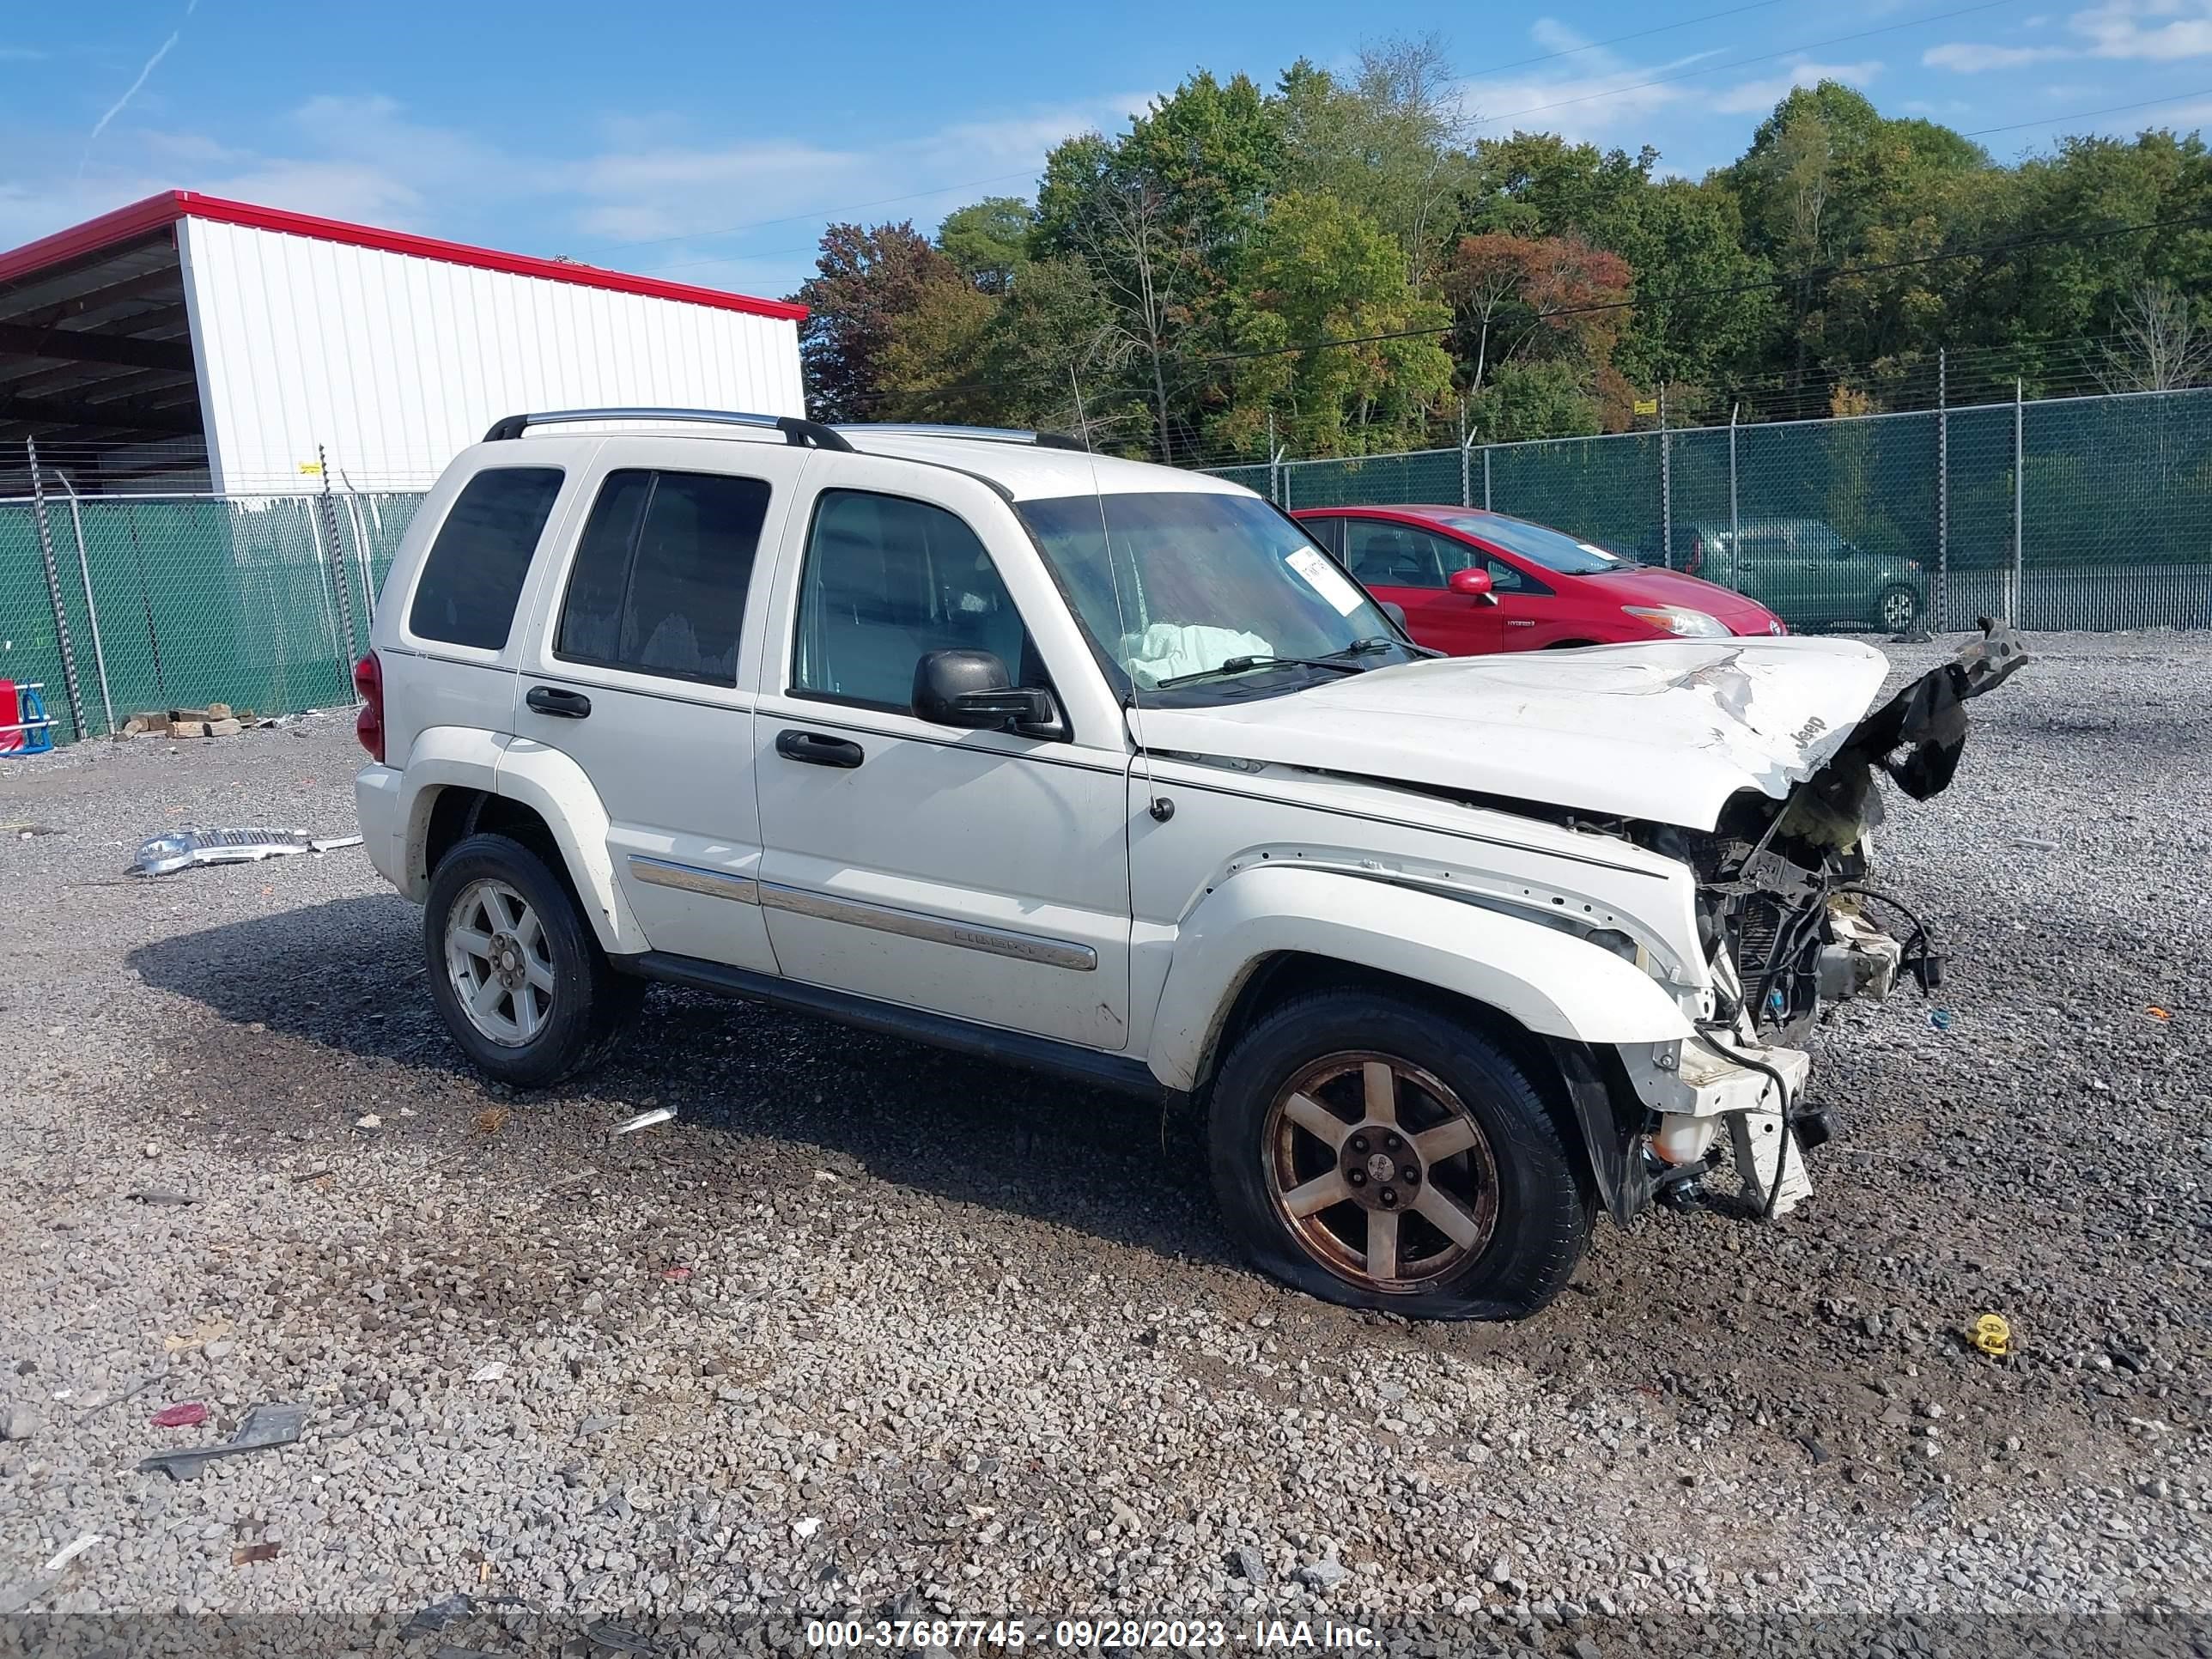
[1481,556,1550,596]
[409,467,565,651]
[555,469,770,686]
[1017,490,1415,699]
[792,489,1037,711]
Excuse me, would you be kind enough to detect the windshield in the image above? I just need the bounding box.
[1017,490,1413,696]
[1432,509,1631,574]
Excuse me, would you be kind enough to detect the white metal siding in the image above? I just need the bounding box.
[178,219,805,493]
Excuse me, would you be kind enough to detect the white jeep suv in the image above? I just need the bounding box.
[354,409,2023,1320]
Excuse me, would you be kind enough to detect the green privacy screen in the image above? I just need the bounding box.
[1220,386,2212,637]
[0,491,423,744]
[4,390,2209,747]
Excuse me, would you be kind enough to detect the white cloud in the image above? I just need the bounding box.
[1708,59,1884,116]
[2073,0,2212,56]
[1923,41,2069,70]
[1925,0,2212,74]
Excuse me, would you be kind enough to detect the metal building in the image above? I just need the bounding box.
[0,191,807,495]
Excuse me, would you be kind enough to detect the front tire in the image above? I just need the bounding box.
[423,832,643,1088]
[1206,990,1589,1320]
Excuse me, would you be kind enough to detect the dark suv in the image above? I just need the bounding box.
[1644,519,1926,634]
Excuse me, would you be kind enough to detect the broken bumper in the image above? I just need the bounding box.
[1629,1036,1816,1216]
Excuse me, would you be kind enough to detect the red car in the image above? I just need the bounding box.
[1293,504,1785,654]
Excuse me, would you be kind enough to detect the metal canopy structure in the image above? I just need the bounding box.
[0,216,204,493]
[0,191,810,496]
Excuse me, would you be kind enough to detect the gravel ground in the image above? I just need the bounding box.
[3,630,2209,1650]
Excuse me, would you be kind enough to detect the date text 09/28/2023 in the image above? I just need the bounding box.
[803,1617,1378,1650]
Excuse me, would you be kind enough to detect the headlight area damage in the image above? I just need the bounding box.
[1622,621,2030,1220]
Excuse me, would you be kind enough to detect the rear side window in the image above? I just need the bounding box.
[1342,519,1449,589]
[555,469,772,686]
[409,468,565,651]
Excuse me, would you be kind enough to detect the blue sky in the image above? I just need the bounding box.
[6,1,2211,301]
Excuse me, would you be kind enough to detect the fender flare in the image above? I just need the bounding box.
[388,727,507,904]
[492,738,647,955]
[1145,864,1693,1091]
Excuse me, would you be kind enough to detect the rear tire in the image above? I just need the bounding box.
[1206,989,1589,1320]
[423,832,644,1088]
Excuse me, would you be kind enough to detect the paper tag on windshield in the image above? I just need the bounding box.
[1286,547,1364,617]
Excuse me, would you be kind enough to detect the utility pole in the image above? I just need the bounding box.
[2011,378,2025,624]
[1936,348,1949,631]
[1728,403,1741,589]
[24,438,88,743]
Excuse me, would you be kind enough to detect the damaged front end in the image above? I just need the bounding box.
[1632,621,2029,1216]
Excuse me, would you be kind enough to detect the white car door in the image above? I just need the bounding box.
[749,456,1133,1050]
[512,436,811,970]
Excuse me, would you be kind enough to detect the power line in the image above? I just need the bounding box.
[1471,0,2014,128]
[1961,88,2212,139]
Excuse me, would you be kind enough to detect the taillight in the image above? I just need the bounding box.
[1686,532,1703,576]
[353,651,385,763]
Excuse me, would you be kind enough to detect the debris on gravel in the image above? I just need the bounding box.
[2,633,2209,1633]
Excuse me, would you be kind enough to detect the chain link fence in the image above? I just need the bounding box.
[6,387,2209,749]
[0,476,422,748]
[1216,386,2212,637]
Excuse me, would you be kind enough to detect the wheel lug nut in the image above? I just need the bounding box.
[1402,1165,1419,1184]
[1380,1188,1397,1207]
[1351,1135,1368,1154]
[1348,1170,1366,1186]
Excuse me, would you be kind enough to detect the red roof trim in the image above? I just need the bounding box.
[0,190,807,321]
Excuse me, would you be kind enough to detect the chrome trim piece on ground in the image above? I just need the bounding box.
[624,856,1097,971]
[759,883,1097,972]
[628,856,761,904]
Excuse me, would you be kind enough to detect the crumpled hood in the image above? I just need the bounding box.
[1136,637,1893,830]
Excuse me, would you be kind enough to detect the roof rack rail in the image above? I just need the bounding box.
[482,408,854,452]
[837,422,1091,453]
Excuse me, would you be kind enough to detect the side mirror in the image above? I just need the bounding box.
[912,649,1061,735]
[1448,566,1497,604]
[1378,601,1408,629]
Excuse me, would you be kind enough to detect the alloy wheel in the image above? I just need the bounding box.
[444,878,556,1047]
[1262,1052,1499,1292]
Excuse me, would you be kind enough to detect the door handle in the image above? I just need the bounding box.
[526,685,592,719]
[775,729,865,769]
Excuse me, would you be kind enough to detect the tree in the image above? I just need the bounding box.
[1042,155,1198,457]
[975,257,1142,443]
[1274,37,1474,285]
[877,280,1000,422]
[1212,191,1452,456]
[2099,279,2211,392]
[1440,233,1632,400]
[792,222,966,422]
[939,198,1036,294]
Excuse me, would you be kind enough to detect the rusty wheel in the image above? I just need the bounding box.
[1209,989,1589,1320]
[1263,1051,1501,1294]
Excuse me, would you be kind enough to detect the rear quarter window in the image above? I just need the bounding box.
[408,467,566,651]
